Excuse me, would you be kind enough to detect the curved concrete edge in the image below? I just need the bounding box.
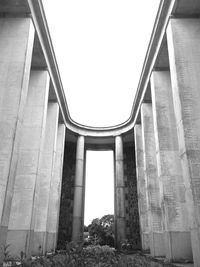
[27,0,176,137]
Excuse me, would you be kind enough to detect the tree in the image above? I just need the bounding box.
[88,214,114,246]
[100,214,114,229]
[84,225,89,232]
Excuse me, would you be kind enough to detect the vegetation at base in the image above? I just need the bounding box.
[1,245,176,267]
[1,241,175,267]
[0,215,145,266]
[87,214,115,247]
[1,242,120,267]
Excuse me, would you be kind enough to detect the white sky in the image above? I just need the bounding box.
[84,151,114,225]
[42,0,160,225]
[42,0,160,127]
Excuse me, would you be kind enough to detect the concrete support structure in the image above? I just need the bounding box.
[141,103,165,257]
[167,18,200,266]
[46,124,66,252]
[134,124,150,251]
[0,18,35,249]
[2,1,200,265]
[6,71,50,257]
[72,136,85,242]
[151,70,192,261]
[115,136,126,247]
[31,102,59,255]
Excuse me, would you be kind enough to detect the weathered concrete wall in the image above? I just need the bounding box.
[72,136,85,242]
[141,103,165,257]
[0,18,34,249]
[167,18,200,266]
[6,70,49,257]
[123,143,141,249]
[46,124,66,252]
[151,70,192,261]
[57,141,76,249]
[115,136,126,248]
[134,125,150,251]
[31,102,59,255]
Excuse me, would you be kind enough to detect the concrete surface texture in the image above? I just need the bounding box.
[46,124,66,252]
[115,136,126,247]
[72,136,85,242]
[151,70,192,261]
[31,102,59,255]
[134,124,150,251]
[0,1,200,267]
[167,18,200,267]
[6,70,50,257]
[123,144,141,248]
[141,103,165,257]
[57,142,76,247]
[0,18,34,252]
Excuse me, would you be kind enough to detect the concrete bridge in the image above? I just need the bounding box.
[0,0,200,266]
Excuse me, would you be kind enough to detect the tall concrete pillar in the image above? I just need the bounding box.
[134,124,150,251]
[151,70,192,261]
[0,18,34,249]
[6,71,50,257]
[167,18,200,266]
[46,124,66,252]
[72,136,85,242]
[141,103,165,257]
[31,102,59,255]
[115,136,126,248]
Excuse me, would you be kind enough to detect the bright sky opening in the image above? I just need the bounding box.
[84,151,114,226]
[42,0,160,127]
[42,0,160,224]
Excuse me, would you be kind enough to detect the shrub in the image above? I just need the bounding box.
[88,215,115,247]
[2,243,121,267]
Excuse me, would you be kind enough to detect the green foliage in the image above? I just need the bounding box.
[0,244,12,263]
[83,225,88,232]
[1,243,121,267]
[88,214,115,246]
[82,245,119,266]
[1,247,174,267]
[120,239,137,252]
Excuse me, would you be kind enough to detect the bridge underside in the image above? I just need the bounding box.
[1,0,200,266]
[57,139,141,250]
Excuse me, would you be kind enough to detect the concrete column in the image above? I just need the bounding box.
[115,136,126,248]
[134,124,150,251]
[31,102,59,255]
[6,71,49,257]
[0,18,34,249]
[46,124,66,252]
[72,136,85,242]
[141,103,165,257]
[167,18,200,266]
[151,70,192,261]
